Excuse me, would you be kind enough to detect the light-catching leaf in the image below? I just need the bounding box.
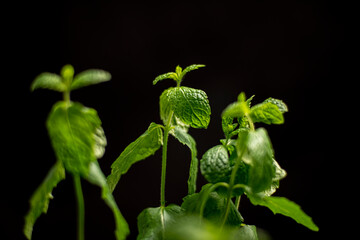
[179,64,205,81]
[46,102,102,176]
[264,97,288,113]
[71,69,111,90]
[137,205,183,240]
[160,87,211,129]
[248,195,319,231]
[86,162,130,240]
[31,73,66,92]
[171,126,198,194]
[153,72,178,85]
[242,128,275,193]
[107,122,163,192]
[24,161,66,240]
[250,102,284,124]
[222,102,250,119]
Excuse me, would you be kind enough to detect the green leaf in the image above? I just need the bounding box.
[179,64,205,81]
[221,116,239,139]
[137,205,183,240]
[153,72,178,85]
[222,102,250,118]
[234,225,259,240]
[242,128,275,193]
[182,184,243,227]
[264,97,288,113]
[86,162,130,240]
[200,145,232,184]
[24,161,66,240]
[165,216,253,240]
[71,69,111,90]
[93,126,107,159]
[46,102,103,176]
[250,102,284,124]
[107,122,163,192]
[248,195,319,231]
[171,126,198,194]
[31,73,66,92]
[160,87,211,129]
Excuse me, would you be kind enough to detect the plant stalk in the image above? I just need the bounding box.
[160,111,174,207]
[74,175,85,240]
[220,133,248,228]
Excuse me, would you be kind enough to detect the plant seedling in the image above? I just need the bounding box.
[107,64,211,239]
[176,92,319,239]
[25,65,129,240]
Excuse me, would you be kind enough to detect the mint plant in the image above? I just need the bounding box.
[26,64,318,240]
[107,64,211,239]
[170,92,319,239]
[24,65,129,240]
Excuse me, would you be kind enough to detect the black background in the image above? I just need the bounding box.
[3,0,351,239]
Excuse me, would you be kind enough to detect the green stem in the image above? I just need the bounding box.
[74,175,85,240]
[64,90,71,104]
[235,196,241,210]
[160,129,169,207]
[220,135,248,228]
[160,111,174,207]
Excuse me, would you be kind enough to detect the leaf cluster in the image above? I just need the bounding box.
[25,65,128,240]
[26,64,318,240]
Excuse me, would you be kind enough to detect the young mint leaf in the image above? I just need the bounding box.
[242,128,275,193]
[85,162,130,240]
[222,102,250,119]
[264,97,288,113]
[250,102,284,125]
[46,102,103,176]
[31,73,66,92]
[137,205,183,240]
[179,64,205,82]
[71,69,111,90]
[171,126,198,194]
[153,72,178,85]
[24,161,65,240]
[182,184,243,227]
[160,87,211,129]
[107,122,163,192]
[248,195,319,231]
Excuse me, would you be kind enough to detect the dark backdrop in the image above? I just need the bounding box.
[3,1,351,239]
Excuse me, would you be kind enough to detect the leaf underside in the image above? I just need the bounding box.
[248,195,319,231]
[171,126,198,195]
[24,161,66,240]
[86,162,130,240]
[107,122,163,192]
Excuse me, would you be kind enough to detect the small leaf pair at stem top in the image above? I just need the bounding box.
[25,65,129,240]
